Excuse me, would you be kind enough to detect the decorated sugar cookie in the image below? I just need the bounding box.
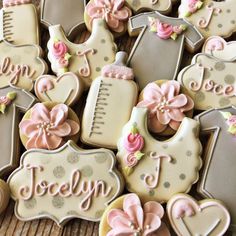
[47,18,117,88]
[0,85,36,176]
[178,53,236,111]
[99,193,170,236]
[81,52,138,149]
[128,12,204,89]
[178,0,236,39]
[0,0,39,45]
[117,107,202,203]
[8,140,124,226]
[202,36,236,61]
[19,103,80,150]
[34,73,84,106]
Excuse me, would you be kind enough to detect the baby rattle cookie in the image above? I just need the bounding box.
[178,0,236,39]
[137,80,194,136]
[8,140,124,226]
[41,0,86,40]
[117,107,202,203]
[0,0,39,45]
[202,36,236,61]
[0,179,10,214]
[47,18,117,88]
[19,102,80,150]
[128,11,204,89]
[34,73,84,106]
[167,193,230,236]
[178,53,236,111]
[81,51,138,149]
[99,193,170,236]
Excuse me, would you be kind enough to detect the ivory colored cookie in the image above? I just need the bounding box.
[0,41,48,91]
[0,179,10,214]
[7,140,124,226]
[137,80,194,136]
[0,86,36,176]
[41,0,86,39]
[19,102,80,150]
[117,107,202,203]
[99,193,170,236]
[202,36,236,61]
[178,0,236,39]
[167,194,230,236]
[81,52,138,149]
[178,53,236,111]
[47,18,117,88]
[34,73,84,106]
[0,0,39,45]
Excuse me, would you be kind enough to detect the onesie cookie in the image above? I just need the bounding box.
[0,179,10,214]
[195,106,236,232]
[0,85,36,176]
[202,36,236,61]
[178,0,236,39]
[84,0,132,36]
[19,102,80,150]
[128,12,204,89]
[0,0,39,45]
[47,19,117,88]
[8,140,124,226]
[99,193,170,236]
[0,41,48,91]
[41,0,86,39]
[117,107,202,203]
[178,53,236,110]
[34,73,84,106]
[167,194,230,236]
[137,80,194,136]
[81,52,138,149]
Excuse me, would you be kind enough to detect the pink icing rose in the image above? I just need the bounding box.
[227,115,236,126]
[58,57,69,68]
[19,103,80,150]
[188,0,199,13]
[124,133,144,153]
[0,96,11,105]
[125,153,138,168]
[107,193,170,236]
[52,41,68,59]
[157,22,173,39]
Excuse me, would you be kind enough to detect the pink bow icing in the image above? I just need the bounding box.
[19,103,80,150]
[107,193,170,236]
[86,0,132,33]
[137,81,194,133]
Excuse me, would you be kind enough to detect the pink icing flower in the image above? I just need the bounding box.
[125,153,138,168]
[188,0,199,13]
[124,133,144,153]
[86,0,132,33]
[58,57,69,68]
[107,193,170,236]
[157,22,173,40]
[206,38,224,51]
[37,78,54,93]
[0,96,11,105]
[137,81,194,133]
[19,103,80,150]
[227,115,236,126]
[52,41,68,59]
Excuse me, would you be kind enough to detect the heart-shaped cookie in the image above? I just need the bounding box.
[34,72,83,106]
[167,194,230,236]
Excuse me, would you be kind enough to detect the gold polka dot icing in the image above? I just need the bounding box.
[7,140,124,226]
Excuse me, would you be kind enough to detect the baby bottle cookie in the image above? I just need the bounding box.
[81,52,138,149]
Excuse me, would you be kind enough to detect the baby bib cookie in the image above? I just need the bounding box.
[167,194,230,236]
[47,18,117,88]
[128,12,204,89]
[81,52,138,149]
[0,41,48,91]
[195,106,236,232]
[84,0,132,36]
[34,73,84,106]
[0,179,10,214]
[178,53,236,111]
[19,102,80,150]
[99,193,170,236]
[137,80,194,136]
[117,107,202,203]
[41,0,86,39]
[0,85,36,176]
[0,0,39,45]
[178,0,236,39]
[8,140,124,226]
[202,36,236,61]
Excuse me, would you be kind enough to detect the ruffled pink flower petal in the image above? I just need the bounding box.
[113,0,125,10]
[148,116,167,133]
[143,83,163,102]
[123,194,141,212]
[157,110,170,125]
[169,120,181,131]
[168,108,185,122]
[31,103,50,123]
[50,104,68,126]
[126,205,144,230]
[107,209,129,227]
[94,0,105,7]
[161,81,180,101]
[143,213,161,236]
[86,5,104,18]
[106,14,120,29]
[109,215,134,232]
[49,122,72,137]
[137,101,157,116]
[66,119,80,135]
[143,201,164,218]
[19,120,39,138]
[180,95,194,112]
[35,132,63,150]
[113,6,131,21]
[167,94,188,108]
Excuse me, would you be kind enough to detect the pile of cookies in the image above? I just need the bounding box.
[0,0,235,235]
